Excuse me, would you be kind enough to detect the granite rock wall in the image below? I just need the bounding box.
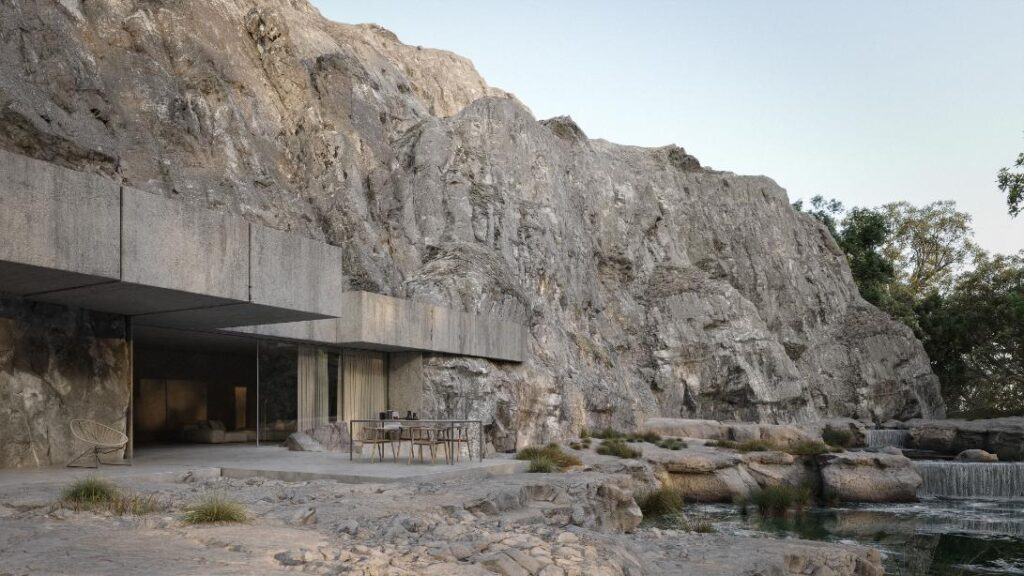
[0,0,944,450]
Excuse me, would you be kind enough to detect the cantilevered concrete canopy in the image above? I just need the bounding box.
[226,291,528,362]
[0,150,344,328]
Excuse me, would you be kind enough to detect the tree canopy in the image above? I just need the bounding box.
[794,197,1022,417]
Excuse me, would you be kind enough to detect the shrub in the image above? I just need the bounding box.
[630,431,662,443]
[581,438,592,448]
[733,494,750,515]
[636,486,684,517]
[569,442,582,450]
[580,428,591,439]
[822,427,854,448]
[183,493,247,524]
[595,438,642,459]
[788,440,834,456]
[63,478,118,506]
[516,444,582,472]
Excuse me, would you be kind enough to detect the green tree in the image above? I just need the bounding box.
[998,150,1023,217]
[792,195,844,238]
[880,201,980,295]
[836,207,895,309]
[918,252,1024,416]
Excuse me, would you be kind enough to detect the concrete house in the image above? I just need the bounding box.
[0,150,526,468]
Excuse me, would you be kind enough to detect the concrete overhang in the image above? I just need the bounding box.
[0,150,344,328]
[225,291,528,363]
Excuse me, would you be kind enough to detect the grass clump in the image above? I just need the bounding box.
[656,438,687,450]
[62,477,118,506]
[749,484,813,516]
[636,486,685,517]
[61,478,167,516]
[592,427,626,440]
[183,493,247,524]
[788,439,836,456]
[108,493,167,516]
[516,444,582,472]
[822,426,854,448]
[595,438,642,459]
[686,519,716,533]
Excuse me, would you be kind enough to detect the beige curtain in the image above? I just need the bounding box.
[342,350,388,436]
[297,347,329,432]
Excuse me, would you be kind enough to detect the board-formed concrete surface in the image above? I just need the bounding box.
[0,150,121,295]
[227,291,527,362]
[250,225,345,318]
[0,150,345,328]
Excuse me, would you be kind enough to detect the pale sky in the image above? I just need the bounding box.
[314,0,1024,255]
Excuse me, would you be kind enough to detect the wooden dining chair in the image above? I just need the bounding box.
[361,424,400,462]
[441,423,471,462]
[406,425,449,465]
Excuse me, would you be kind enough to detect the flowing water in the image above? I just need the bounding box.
[865,429,910,448]
[657,499,1024,575]
[915,462,1024,500]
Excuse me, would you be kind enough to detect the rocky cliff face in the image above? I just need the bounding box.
[0,0,944,447]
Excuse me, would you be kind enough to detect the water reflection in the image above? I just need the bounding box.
[667,499,1024,575]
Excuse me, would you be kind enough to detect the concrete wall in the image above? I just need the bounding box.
[0,150,120,294]
[0,150,345,328]
[388,352,424,415]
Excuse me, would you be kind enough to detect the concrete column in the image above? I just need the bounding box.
[388,352,423,416]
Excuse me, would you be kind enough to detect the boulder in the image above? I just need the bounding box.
[306,422,351,452]
[284,432,325,452]
[640,418,726,440]
[905,417,1024,458]
[955,449,998,462]
[818,452,921,502]
[758,424,819,448]
[647,447,758,501]
[742,451,818,490]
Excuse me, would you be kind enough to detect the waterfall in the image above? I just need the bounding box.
[865,429,909,448]
[915,461,1024,499]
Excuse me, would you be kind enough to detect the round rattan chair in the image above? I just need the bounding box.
[67,419,130,468]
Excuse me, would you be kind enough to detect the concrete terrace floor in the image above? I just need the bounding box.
[0,443,526,489]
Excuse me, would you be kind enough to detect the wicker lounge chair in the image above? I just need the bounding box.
[67,419,130,468]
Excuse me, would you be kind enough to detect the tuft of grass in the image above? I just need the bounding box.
[516,444,582,472]
[788,439,836,456]
[61,478,166,516]
[528,455,556,473]
[108,493,167,516]
[63,477,118,505]
[687,520,716,533]
[183,493,247,524]
[657,438,687,450]
[592,427,626,440]
[580,428,591,439]
[822,426,854,448]
[636,486,684,517]
[595,438,642,459]
[749,484,814,516]
[569,441,583,450]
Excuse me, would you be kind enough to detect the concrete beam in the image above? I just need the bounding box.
[0,150,120,295]
[250,225,345,318]
[225,292,527,362]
